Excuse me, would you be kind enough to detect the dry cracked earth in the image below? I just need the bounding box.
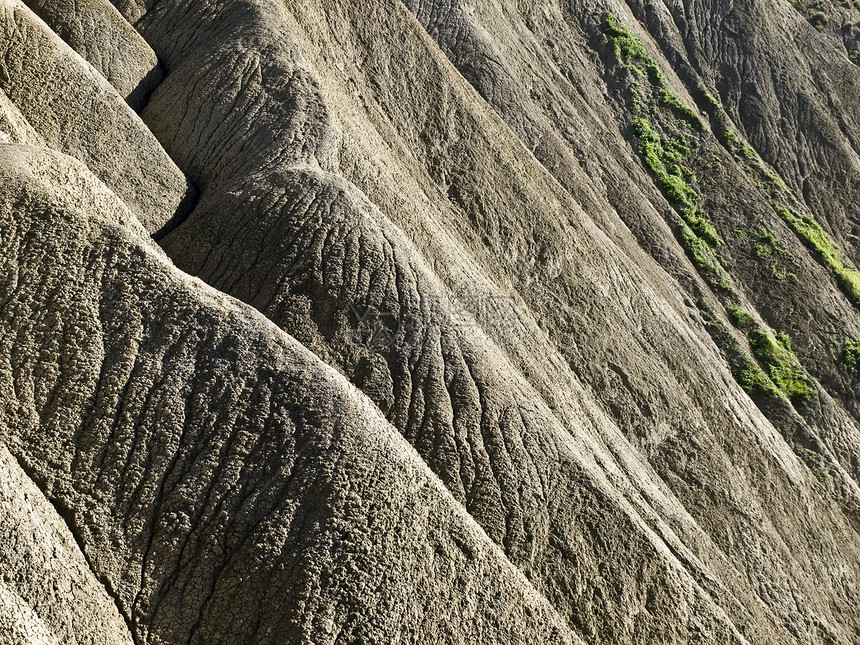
[1,0,859,642]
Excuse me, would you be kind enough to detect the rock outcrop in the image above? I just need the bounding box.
[0,0,858,642]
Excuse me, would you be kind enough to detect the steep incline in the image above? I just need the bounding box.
[401,0,860,424]
[140,0,860,642]
[0,444,134,645]
[0,0,858,643]
[0,143,580,644]
[0,0,192,233]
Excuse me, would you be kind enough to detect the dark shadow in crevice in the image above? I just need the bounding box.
[126,61,166,114]
[152,180,200,242]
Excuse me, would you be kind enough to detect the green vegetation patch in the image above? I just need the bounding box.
[605,14,727,291]
[774,205,860,306]
[842,339,860,373]
[750,230,794,260]
[739,229,799,282]
[633,119,699,207]
[722,128,860,308]
[633,116,727,287]
[603,14,703,129]
[660,90,704,131]
[727,306,812,403]
[702,91,721,109]
[769,264,798,282]
[680,225,732,290]
[737,361,775,394]
[723,130,758,163]
[702,306,776,395]
[787,0,830,29]
[726,306,755,328]
[803,451,828,483]
[603,13,664,85]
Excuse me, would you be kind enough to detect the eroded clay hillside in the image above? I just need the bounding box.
[1,0,859,642]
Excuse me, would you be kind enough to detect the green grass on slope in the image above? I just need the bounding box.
[723,129,860,309]
[775,205,860,306]
[727,306,812,403]
[842,340,860,373]
[702,308,776,396]
[603,13,664,85]
[734,229,799,283]
[603,14,703,132]
[604,14,728,291]
[603,14,818,406]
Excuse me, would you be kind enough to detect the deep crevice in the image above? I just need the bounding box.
[152,178,200,242]
[127,61,167,114]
